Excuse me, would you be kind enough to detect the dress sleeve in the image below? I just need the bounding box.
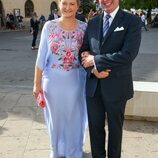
[35,22,49,70]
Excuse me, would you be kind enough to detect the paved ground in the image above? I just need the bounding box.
[0,28,158,87]
[0,28,158,158]
[0,86,158,158]
[133,28,158,82]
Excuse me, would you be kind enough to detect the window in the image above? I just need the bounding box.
[25,0,34,17]
[0,1,3,15]
[0,0,4,27]
[50,1,58,14]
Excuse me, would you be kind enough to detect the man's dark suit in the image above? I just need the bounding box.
[75,13,86,22]
[48,14,60,20]
[79,8,142,158]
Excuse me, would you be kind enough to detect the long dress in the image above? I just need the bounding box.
[36,19,88,158]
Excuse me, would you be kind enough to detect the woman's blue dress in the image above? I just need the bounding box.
[36,19,87,158]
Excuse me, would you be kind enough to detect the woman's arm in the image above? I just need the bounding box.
[33,21,48,97]
[33,66,42,97]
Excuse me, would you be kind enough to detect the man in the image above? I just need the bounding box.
[48,9,60,20]
[53,9,60,19]
[75,8,86,22]
[141,12,149,31]
[79,0,142,158]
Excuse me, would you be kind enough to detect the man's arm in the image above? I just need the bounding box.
[81,51,111,78]
[79,21,111,79]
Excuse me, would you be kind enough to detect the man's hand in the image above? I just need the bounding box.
[93,69,111,79]
[81,51,94,68]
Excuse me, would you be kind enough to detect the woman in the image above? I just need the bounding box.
[30,12,39,50]
[33,0,87,157]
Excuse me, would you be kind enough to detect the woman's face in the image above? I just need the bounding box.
[59,0,79,18]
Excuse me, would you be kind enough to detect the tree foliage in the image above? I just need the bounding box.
[80,0,95,14]
[120,0,158,9]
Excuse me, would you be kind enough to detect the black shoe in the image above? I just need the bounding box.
[31,46,38,50]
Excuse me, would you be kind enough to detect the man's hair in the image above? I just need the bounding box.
[78,8,83,13]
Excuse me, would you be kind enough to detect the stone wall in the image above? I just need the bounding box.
[125,81,158,121]
[1,0,59,20]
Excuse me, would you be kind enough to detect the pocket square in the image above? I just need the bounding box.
[114,26,124,32]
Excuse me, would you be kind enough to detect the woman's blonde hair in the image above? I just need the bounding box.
[59,0,80,6]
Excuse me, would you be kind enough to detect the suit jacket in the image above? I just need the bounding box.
[75,13,86,22]
[79,9,142,102]
[48,14,60,20]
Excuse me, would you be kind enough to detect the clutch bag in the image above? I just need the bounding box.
[36,92,45,108]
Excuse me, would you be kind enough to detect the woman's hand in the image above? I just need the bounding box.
[93,69,111,79]
[33,83,43,98]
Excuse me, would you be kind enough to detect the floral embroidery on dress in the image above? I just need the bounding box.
[50,42,59,53]
[48,20,87,71]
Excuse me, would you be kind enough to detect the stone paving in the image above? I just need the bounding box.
[0,86,158,158]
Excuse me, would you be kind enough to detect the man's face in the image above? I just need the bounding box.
[99,0,119,13]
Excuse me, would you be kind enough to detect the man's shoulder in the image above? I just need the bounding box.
[88,14,102,24]
[121,9,142,27]
[76,14,86,22]
[122,9,141,22]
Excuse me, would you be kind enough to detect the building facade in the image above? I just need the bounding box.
[0,0,59,27]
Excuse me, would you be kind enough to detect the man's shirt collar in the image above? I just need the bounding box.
[103,6,119,20]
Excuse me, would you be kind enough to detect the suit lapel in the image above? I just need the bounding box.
[101,9,124,47]
[98,13,104,48]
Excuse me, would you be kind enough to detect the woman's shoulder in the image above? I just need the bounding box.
[77,20,87,31]
[77,20,87,26]
[43,19,58,30]
[45,19,58,26]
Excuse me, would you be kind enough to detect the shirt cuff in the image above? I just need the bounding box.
[93,58,97,70]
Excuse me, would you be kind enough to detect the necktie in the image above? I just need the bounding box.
[103,14,111,37]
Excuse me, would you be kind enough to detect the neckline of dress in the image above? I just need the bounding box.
[57,19,79,32]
